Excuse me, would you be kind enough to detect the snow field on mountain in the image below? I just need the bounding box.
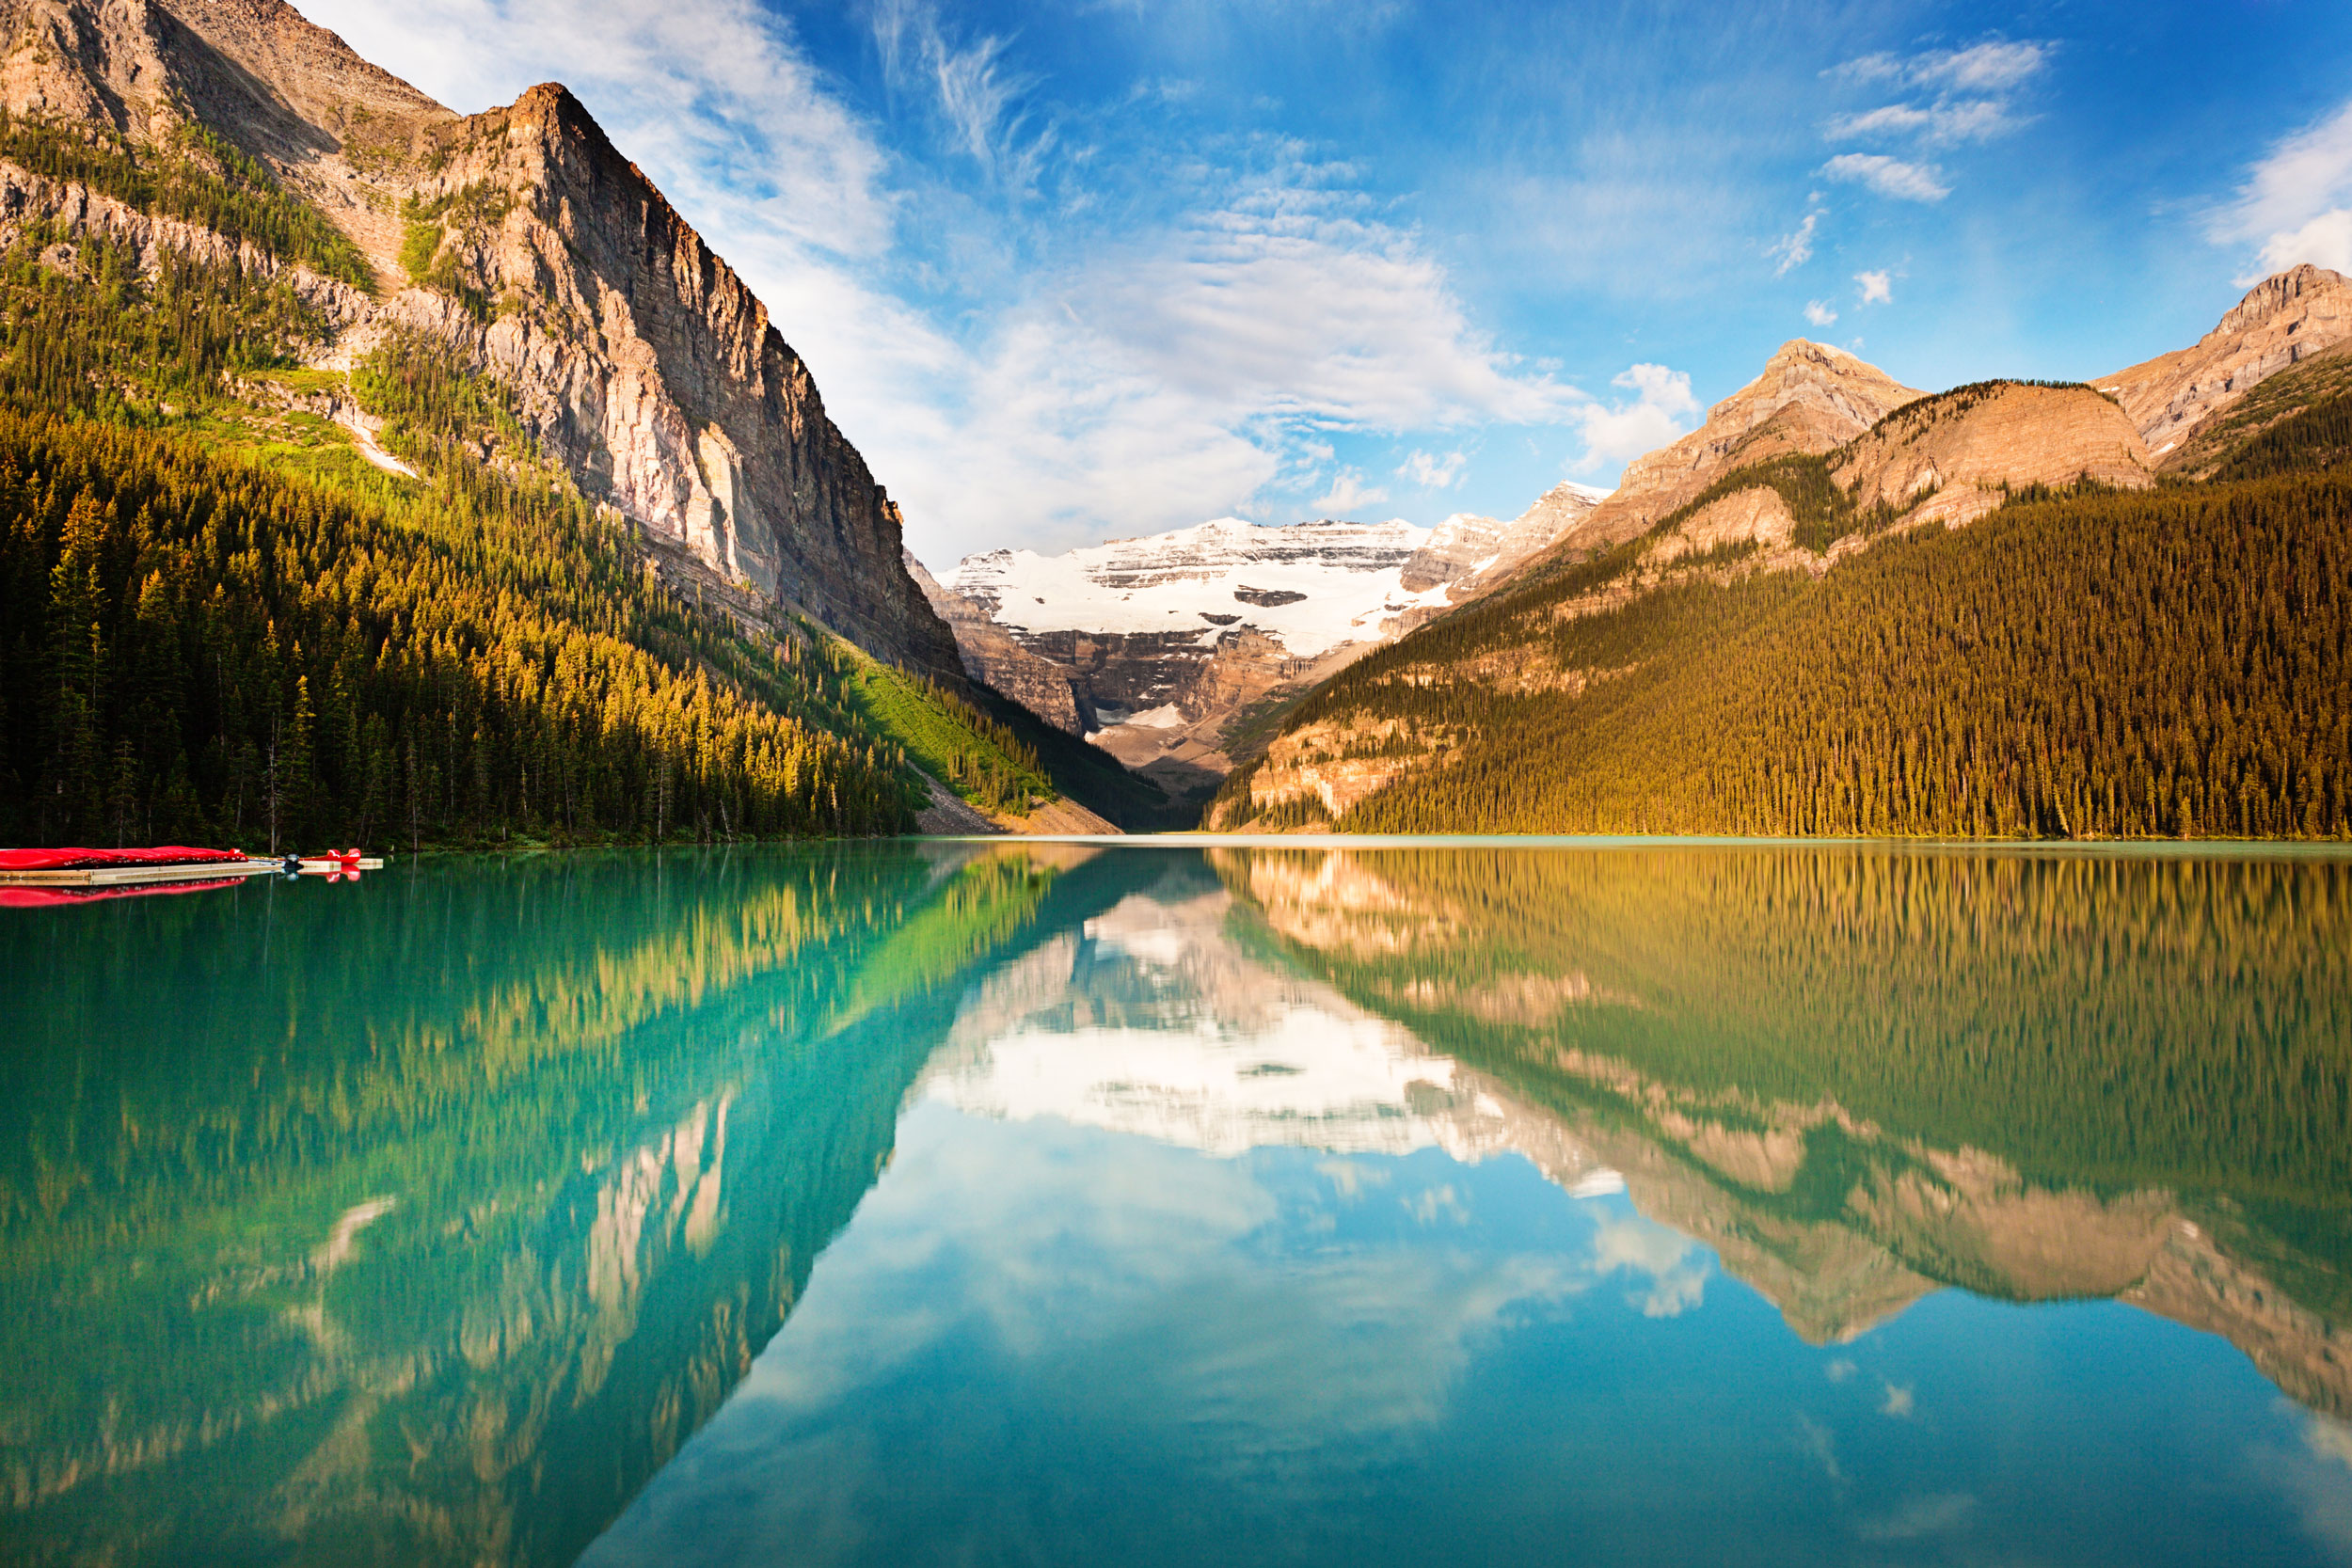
[947,516,1457,658]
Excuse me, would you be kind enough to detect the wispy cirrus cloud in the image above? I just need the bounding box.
[1770,196,1822,275]
[1836,40,2049,95]
[867,0,1056,195]
[1821,153,1949,203]
[1825,98,2019,146]
[2211,98,2352,280]
[1823,40,2048,200]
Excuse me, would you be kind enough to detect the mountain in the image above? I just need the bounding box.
[4,0,957,674]
[0,0,1133,842]
[1525,339,1922,569]
[2100,262,2352,462]
[921,516,1463,807]
[1396,483,1611,610]
[916,488,1613,808]
[1208,292,2346,837]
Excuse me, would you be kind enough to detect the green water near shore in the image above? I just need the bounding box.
[3,842,2348,1565]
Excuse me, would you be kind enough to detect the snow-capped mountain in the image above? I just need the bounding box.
[914,490,1610,802]
[951,516,1450,660]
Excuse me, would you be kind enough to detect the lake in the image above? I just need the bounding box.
[3,840,2349,1566]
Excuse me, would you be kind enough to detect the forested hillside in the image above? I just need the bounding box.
[0,107,1136,846]
[1215,463,2349,839]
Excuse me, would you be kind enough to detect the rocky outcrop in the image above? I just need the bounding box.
[376,85,961,677]
[2101,263,2352,459]
[1829,381,2153,529]
[1541,339,1921,562]
[1391,482,1611,625]
[906,551,1084,732]
[0,0,965,681]
[0,159,371,322]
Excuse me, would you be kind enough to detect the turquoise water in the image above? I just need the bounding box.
[3,842,2349,1565]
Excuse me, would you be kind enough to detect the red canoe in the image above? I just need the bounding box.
[0,846,250,873]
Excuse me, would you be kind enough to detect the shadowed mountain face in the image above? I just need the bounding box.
[1210,845,2352,1414]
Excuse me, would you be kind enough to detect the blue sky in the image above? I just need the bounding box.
[295,0,2352,564]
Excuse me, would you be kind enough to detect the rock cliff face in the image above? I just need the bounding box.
[1542,339,1922,562]
[0,0,963,679]
[1395,483,1609,611]
[2101,263,2352,459]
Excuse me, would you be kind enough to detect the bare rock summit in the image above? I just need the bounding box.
[2101,263,2352,460]
[1545,340,1922,562]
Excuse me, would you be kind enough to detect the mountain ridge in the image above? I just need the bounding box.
[0,0,962,680]
[1209,278,2348,837]
[0,0,1154,843]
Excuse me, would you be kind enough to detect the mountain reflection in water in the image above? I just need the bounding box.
[1,842,2348,1567]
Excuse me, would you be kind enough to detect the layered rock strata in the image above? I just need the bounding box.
[2101,263,2352,459]
[0,0,963,680]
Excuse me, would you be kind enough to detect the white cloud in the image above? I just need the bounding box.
[868,0,1055,194]
[1091,175,1578,435]
[1770,202,1820,275]
[1826,98,2021,146]
[1855,270,1894,305]
[1804,300,1838,326]
[1838,40,2049,93]
[1570,363,1700,472]
[1396,450,1468,489]
[1879,1381,1915,1417]
[2213,99,2352,282]
[1824,40,2046,171]
[1821,153,1949,202]
[291,0,1579,562]
[1311,470,1390,515]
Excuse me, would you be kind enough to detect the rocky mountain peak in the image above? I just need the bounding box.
[2102,263,2352,455]
[1715,338,1919,441]
[1395,482,1611,605]
[2214,261,2345,337]
[0,0,963,679]
[1525,341,1921,564]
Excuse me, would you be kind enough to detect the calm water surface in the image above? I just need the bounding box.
[3,841,2350,1566]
